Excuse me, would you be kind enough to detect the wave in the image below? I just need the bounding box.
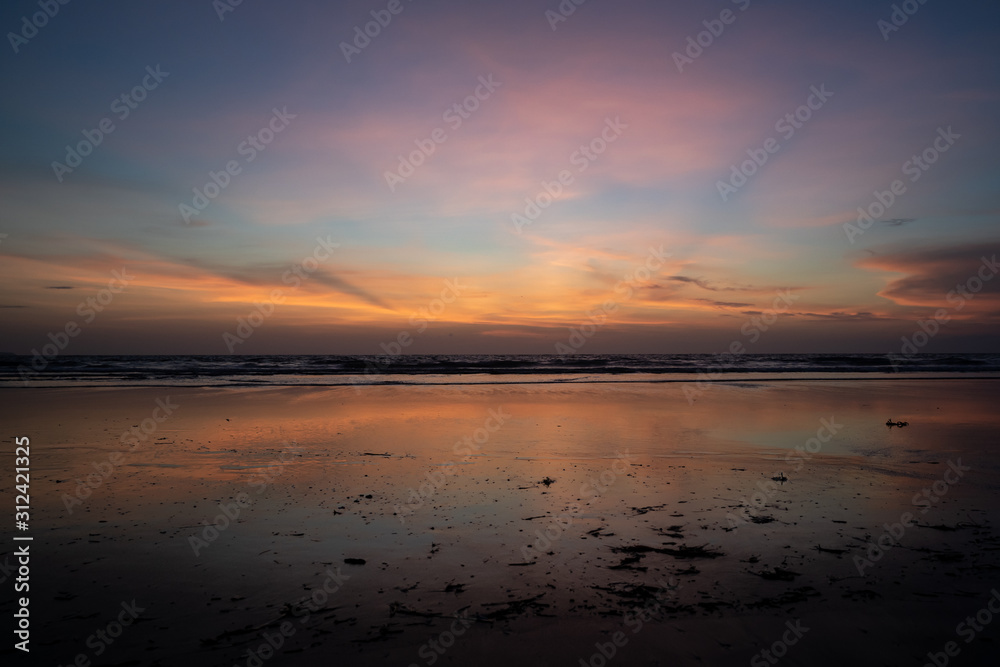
[2,353,999,386]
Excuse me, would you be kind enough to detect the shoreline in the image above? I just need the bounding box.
[5,372,1000,389]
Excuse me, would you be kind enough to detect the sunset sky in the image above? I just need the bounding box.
[1,0,998,354]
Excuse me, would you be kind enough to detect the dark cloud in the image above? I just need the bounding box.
[667,276,742,292]
[182,258,395,312]
[858,242,1000,307]
[692,298,753,308]
[307,272,395,312]
[797,311,882,321]
[45,285,74,289]
[881,218,917,227]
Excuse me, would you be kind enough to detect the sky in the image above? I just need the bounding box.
[1,0,998,355]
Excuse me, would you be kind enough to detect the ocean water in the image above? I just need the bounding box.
[3,353,1000,387]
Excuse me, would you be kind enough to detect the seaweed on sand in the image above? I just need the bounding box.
[750,567,801,581]
[611,543,724,559]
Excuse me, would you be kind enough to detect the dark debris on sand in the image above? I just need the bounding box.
[813,544,848,555]
[389,594,552,625]
[607,553,647,571]
[747,586,821,609]
[352,623,404,643]
[750,567,801,581]
[478,594,551,620]
[631,503,669,516]
[611,543,725,559]
[653,524,686,538]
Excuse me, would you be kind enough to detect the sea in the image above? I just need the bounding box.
[2,353,1000,387]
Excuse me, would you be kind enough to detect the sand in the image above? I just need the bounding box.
[2,379,999,666]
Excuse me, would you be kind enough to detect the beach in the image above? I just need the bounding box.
[2,378,999,666]
[6,0,999,663]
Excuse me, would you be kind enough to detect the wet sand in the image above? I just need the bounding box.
[2,379,999,666]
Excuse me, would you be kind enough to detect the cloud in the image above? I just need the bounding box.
[152,255,397,313]
[795,311,882,321]
[692,298,754,309]
[45,285,74,289]
[667,275,745,292]
[305,272,396,312]
[881,218,917,227]
[857,242,1000,310]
